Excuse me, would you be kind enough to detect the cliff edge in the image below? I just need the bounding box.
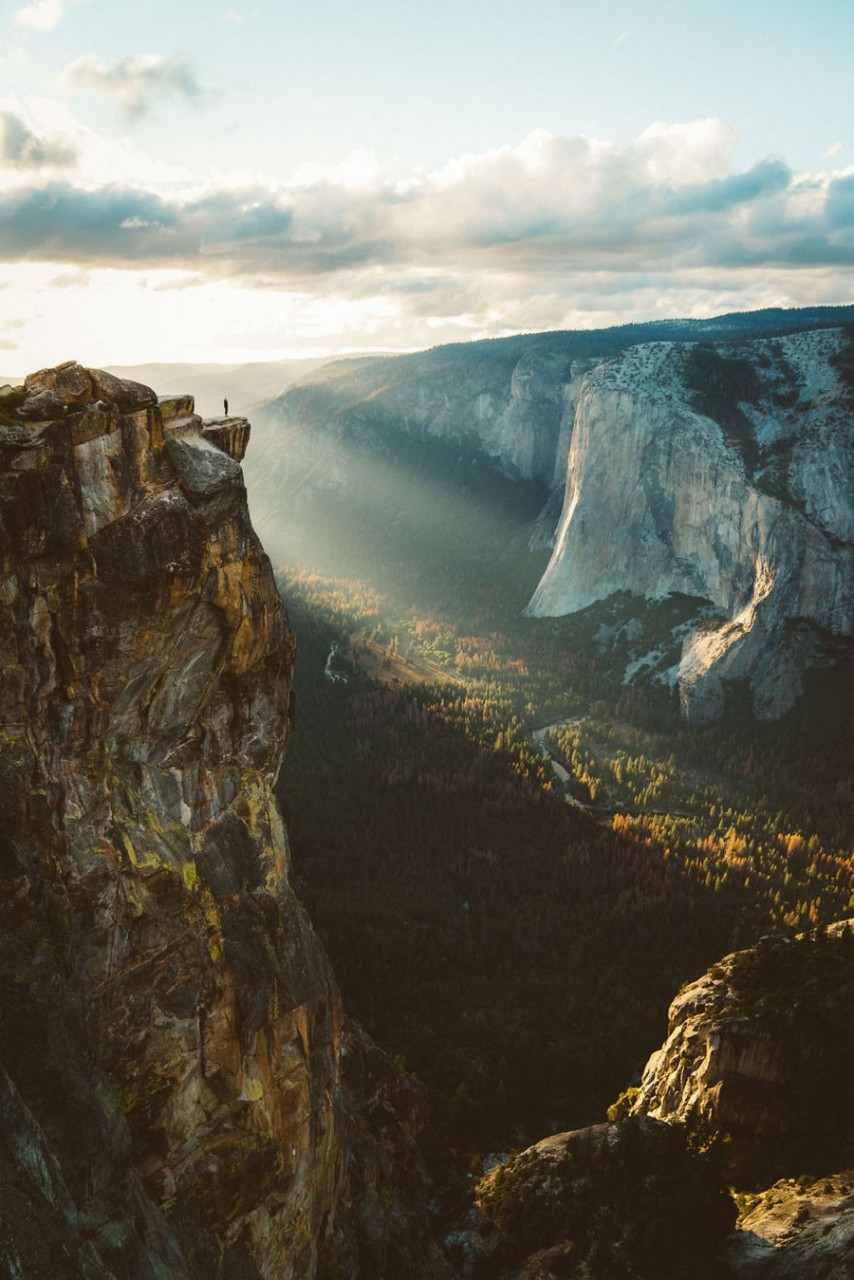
[0,363,446,1279]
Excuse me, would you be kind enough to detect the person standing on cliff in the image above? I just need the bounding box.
[223,397,229,416]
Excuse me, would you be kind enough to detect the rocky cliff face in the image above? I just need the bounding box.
[255,308,854,499]
[257,345,578,492]
[0,363,446,1279]
[526,329,854,720]
[629,923,854,1189]
[453,925,854,1280]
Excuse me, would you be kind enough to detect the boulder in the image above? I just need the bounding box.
[24,360,93,406]
[87,368,157,412]
[15,389,68,421]
[468,1118,736,1279]
[158,394,195,422]
[164,428,245,525]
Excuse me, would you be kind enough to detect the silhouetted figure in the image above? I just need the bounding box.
[223,397,229,416]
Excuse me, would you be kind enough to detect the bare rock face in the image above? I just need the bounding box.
[526,330,854,720]
[727,1172,854,1278]
[629,925,854,1189]
[262,348,576,486]
[203,417,252,462]
[0,366,447,1279]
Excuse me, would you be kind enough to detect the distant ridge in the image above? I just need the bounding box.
[248,304,854,721]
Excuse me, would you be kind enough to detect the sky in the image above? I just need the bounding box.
[0,0,852,371]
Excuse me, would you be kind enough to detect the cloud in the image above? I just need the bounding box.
[0,122,852,345]
[637,119,737,186]
[824,173,854,231]
[13,0,69,30]
[65,53,203,121]
[666,157,791,215]
[0,183,187,260]
[0,109,77,168]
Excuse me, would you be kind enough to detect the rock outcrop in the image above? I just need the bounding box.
[629,924,854,1188]
[453,1117,736,1279]
[726,1173,854,1278]
[526,330,854,720]
[456,924,854,1280]
[0,363,446,1279]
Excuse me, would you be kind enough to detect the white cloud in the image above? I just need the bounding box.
[637,119,737,186]
[0,119,852,364]
[0,121,848,285]
[65,52,203,121]
[13,0,69,30]
[291,149,382,191]
[0,96,190,191]
[0,107,77,168]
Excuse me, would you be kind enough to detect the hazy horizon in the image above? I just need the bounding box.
[6,299,854,382]
[1,0,852,369]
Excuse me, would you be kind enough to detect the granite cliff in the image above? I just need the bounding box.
[253,308,854,498]
[527,328,854,721]
[247,309,853,723]
[0,363,446,1279]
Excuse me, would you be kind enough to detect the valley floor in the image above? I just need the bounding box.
[276,564,854,1162]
